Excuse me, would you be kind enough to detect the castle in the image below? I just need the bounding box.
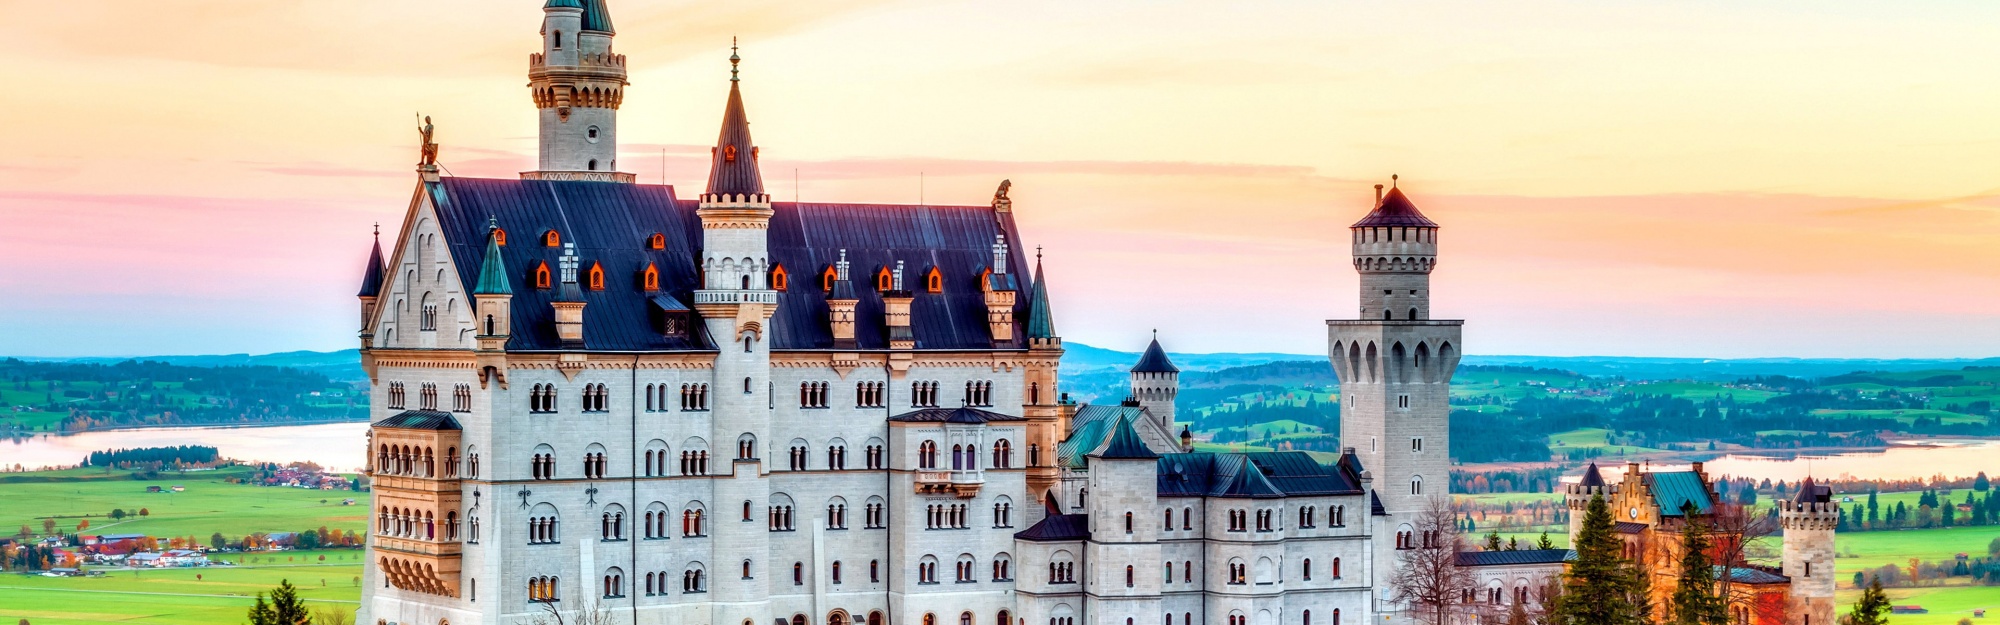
[354,3,1833,625]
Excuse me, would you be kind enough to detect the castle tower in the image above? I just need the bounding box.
[1084,416,1165,625]
[1129,333,1179,434]
[1781,478,1838,625]
[472,220,513,388]
[525,0,631,182]
[1327,180,1462,608]
[1023,248,1066,512]
[689,45,777,625]
[1565,463,1609,538]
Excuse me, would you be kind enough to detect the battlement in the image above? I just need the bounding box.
[1779,500,1840,530]
[529,52,628,70]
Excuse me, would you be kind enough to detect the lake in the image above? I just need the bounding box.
[2,422,369,473]
[3,424,1995,484]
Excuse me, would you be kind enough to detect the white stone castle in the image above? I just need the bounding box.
[351,3,1606,625]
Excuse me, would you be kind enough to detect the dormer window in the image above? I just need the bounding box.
[925,268,943,293]
[587,262,605,291]
[979,268,993,292]
[643,263,660,291]
[875,268,893,292]
[649,233,666,250]
[532,262,552,289]
[724,145,738,163]
[821,267,838,293]
[770,265,788,291]
[493,229,508,246]
[544,230,561,247]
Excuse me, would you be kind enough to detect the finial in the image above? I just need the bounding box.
[373,222,380,238]
[1391,174,1399,188]
[730,37,740,82]
[487,215,498,232]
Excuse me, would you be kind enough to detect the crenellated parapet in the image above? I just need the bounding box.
[1779,500,1840,531]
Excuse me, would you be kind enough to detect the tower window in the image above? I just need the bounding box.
[1398,395,1410,409]
[724,145,738,163]
[649,233,666,250]
[876,268,893,292]
[553,31,564,49]
[589,159,599,171]
[587,126,601,143]
[822,267,838,293]
[643,264,660,291]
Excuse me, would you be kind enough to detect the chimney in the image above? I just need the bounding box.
[882,259,915,350]
[984,235,1017,346]
[552,243,587,348]
[827,250,859,349]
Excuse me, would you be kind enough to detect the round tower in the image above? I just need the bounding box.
[527,0,629,180]
[1353,176,1438,322]
[1129,333,1179,434]
[1781,478,1838,625]
[1565,462,1609,538]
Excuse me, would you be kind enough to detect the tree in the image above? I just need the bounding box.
[1669,504,1727,625]
[1486,531,1505,551]
[246,595,276,625]
[75,520,88,532]
[1553,494,1647,625]
[1537,532,1556,550]
[1847,576,1889,625]
[269,580,310,625]
[137,508,149,517]
[1977,472,1992,492]
[1387,495,1477,625]
[1866,490,1879,528]
[110,509,125,521]
[40,519,55,536]
[312,606,353,625]
[1507,537,1520,551]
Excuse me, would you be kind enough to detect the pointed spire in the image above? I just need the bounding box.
[356,225,386,297]
[1096,415,1159,460]
[705,40,764,198]
[474,217,512,295]
[1353,178,1436,228]
[1132,334,1179,374]
[1579,462,1606,488]
[1026,248,1057,340]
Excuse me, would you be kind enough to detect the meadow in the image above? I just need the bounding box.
[0,549,362,625]
[0,466,367,540]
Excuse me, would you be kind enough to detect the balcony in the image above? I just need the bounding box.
[694,290,778,305]
[915,470,983,498]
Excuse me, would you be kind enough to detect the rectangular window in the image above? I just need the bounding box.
[1411,438,1423,452]
[1397,395,1410,409]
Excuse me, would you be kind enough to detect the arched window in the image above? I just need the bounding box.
[926,267,944,293]
[588,263,605,290]
[589,159,599,171]
[1411,475,1424,496]
[552,31,564,49]
[822,266,838,292]
[1124,512,1134,534]
[649,233,666,250]
[493,228,508,246]
[771,264,788,291]
[532,262,552,289]
[876,268,893,292]
[643,264,660,291]
[1302,558,1312,580]
[544,230,560,247]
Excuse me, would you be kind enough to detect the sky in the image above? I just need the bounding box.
[4,0,2000,359]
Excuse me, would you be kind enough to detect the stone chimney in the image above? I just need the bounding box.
[827,250,859,349]
[882,259,914,350]
[984,235,1017,346]
[552,243,587,348]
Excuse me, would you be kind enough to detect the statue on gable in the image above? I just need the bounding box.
[418,116,440,168]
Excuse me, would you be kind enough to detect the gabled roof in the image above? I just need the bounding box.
[1132,338,1179,373]
[357,235,386,297]
[1456,549,1575,567]
[1578,463,1606,488]
[1794,477,1832,504]
[427,178,1029,351]
[1647,471,1715,516]
[1351,186,1437,228]
[373,410,463,431]
[1095,416,1159,460]
[1155,451,1362,499]
[1014,514,1090,542]
[578,0,613,33]
[1721,565,1790,585]
[705,59,762,197]
[886,406,1025,424]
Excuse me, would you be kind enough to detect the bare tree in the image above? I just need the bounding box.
[1388,495,1479,625]
[530,594,619,625]
[1707,502,1783,624]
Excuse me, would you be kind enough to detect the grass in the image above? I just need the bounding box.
[1545,427,1665,455]
[1834,525,1999,574]
[0,466,367,539]
[1832,582,1999,625]
[0,549,362,625]
[1628,381,1783,403]
[1811,409,1986,425]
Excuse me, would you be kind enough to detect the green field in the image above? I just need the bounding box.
[1545,427,1665,455]
[0,466,366,539]
[1833,583,1998,625]
[0,549,362,625]
[1833,525,1999,574]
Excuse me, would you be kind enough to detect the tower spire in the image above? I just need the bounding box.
[704,42,765,200]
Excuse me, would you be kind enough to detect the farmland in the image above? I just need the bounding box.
[0,549,362,625]
[0,466,366,540]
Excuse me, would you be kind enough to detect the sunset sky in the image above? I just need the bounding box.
[6,0,2000,358]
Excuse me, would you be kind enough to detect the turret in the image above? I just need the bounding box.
[1781,477,1838,625]
[1352,176,1438,321]
[1565,462,1609,537]
[357,226,387,342]
[472,220,513,388]
[1130,333,1179,434]
[525,0,630,181]
[1084,415,1164,619]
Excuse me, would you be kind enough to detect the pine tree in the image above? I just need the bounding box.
[1486,531,1504,551]
[265,580,308,625]
[1866,490,1879,528]
[1669,504,1727,625]
[246,594,276,625]
[1553,494,1646,625]
[1848,577,1890,625]
[1508,536,1520,551]
[1538,531,1556,550]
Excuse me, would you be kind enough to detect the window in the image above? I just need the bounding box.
[866,444,885,470]
[1228,560,1246,584]
[855,381,884,408]
[827,499,848,528]
[1332,557,1340,578]
[588,159,599,171]
[1125,565,1134,587]
[1183,507,1193,530]
[865,499,886,528]
[919,556,939,584]
[871,560,881,583]
[683,566,706,592]
[528,576,559,602]
[386,382,406,409]
[992,554,1012,581]
[918,441,938,469]
[911,381,939,407]
[926,267,943,293]
[1228,509,1247,532]
[821,266,838,293]
[578,383,609,412]
[586,263,605,290]
[964,380,993,406]
[531,450,556,480]
[800,382,829,408]
[680,383,710,411]
[1124,512,1134,534]
[532,262,552,289]
[1412,476,1424,496]
[771,264,788,290]
[875,268,893,292]
[493,228,508,246]
[419,383,438,410]
[1411,437,1423,452]
[956,555,976,583]
[832,560,843,584]
[681,506,706,536]
[528,513,558,544]
[1398,394,1410,409]
[552,30,564,49]
[793,562,804,585]
[643,264,660,291]
[420,301,438,331]
[602,568,624,598]
[738,434,758,460]
[992,499,1012,527]
[583,449,608,479]
[649,232,666,250]
[544,230,560,247]
[1299,505,1315,528]
[1302,558,1312,580]
[452,384,472,412]
[1164,508,1174,531]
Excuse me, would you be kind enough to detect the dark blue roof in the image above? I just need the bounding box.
[705,79,761,197]
[1351,186,1437,228]
[1456,549,1575,567]
[1794,477,1832,504]
[1371,491,1387,516]
[1131,338,1179,373]
[429,177,1031,352]
[886,406,1025,423]
[1015,514,1090,542]
[1155,451,1361,498]
[1578,463,1606,488]
[374,410,463,431]
[1096,416,1159,460]
[357,235,386,297]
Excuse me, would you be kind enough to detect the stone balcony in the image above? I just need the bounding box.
[916,470,984,498]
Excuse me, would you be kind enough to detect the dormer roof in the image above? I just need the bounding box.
[1351,186,1437,228]
[1095,415,1160,460]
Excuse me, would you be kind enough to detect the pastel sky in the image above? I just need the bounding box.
[6,0,2000,358]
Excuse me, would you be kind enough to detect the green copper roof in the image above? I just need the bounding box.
[1096,415,1159,460]
[1648,471,1714,516]
[1026,256,1056,339]
[474,223,512,295]
[544,0,584,8]
[580,0,614,33]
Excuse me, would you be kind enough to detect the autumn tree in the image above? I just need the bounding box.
[1387,495,1476,625]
